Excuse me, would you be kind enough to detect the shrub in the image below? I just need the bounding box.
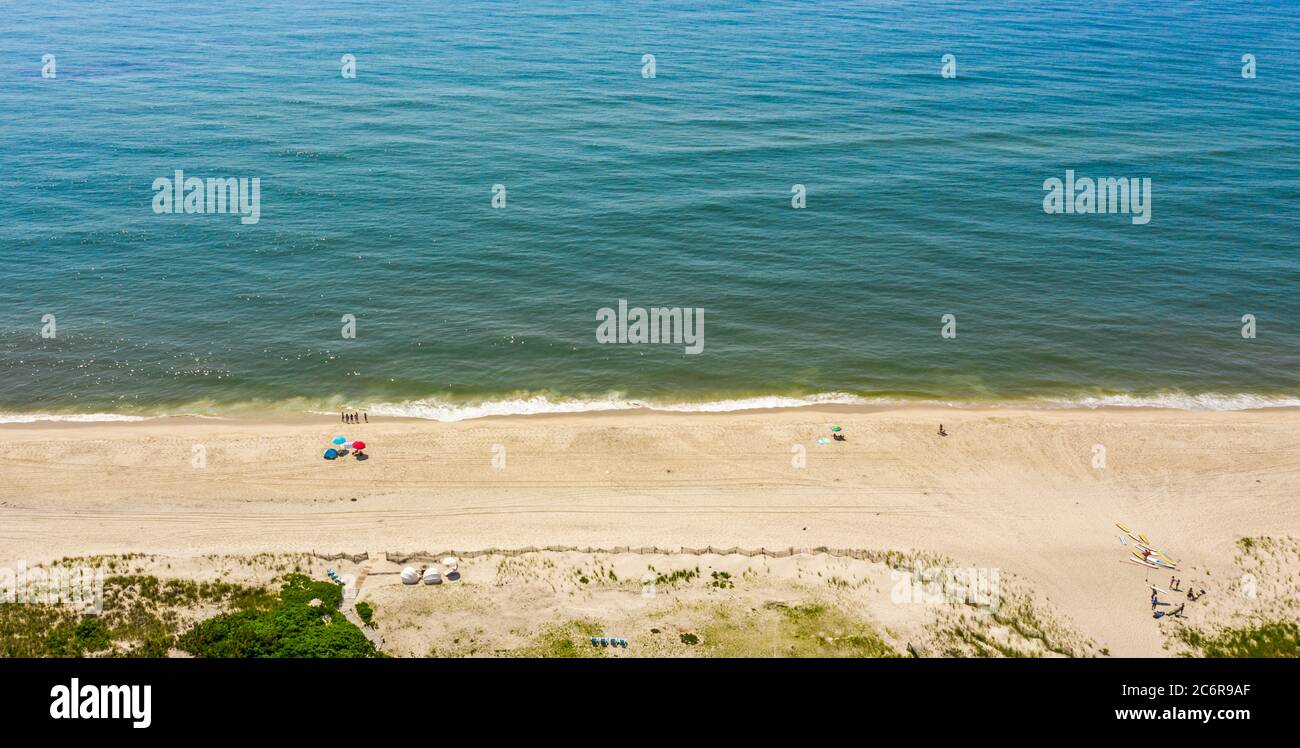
[179,574,380,658]
[355,602,375,627]
[44,619,112,657]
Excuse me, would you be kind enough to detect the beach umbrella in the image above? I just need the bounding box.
[323,448,339,460]
[830,425,842,432]
[351,440,366,450]
[332,436,348,445]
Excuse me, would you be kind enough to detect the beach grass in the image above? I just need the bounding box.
[514,619,607,658]
[0,574,273,657]
[1177,621,1300,658]
[697,600,899,658]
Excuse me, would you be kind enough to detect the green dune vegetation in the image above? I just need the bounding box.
[1176,621,1299,658]
[0,571,378,658]
[179,575,380,658]
[1,573,273,657]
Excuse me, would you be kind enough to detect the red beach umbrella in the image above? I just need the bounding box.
[351,441,366,450]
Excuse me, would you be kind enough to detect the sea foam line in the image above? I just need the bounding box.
[362,391,1300,422]
[1040,393,1300,411]
[7,391,1297,426]
[362,393,880,422]
[0,413,152,424]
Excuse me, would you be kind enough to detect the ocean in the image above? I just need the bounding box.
[2,0,1297,421]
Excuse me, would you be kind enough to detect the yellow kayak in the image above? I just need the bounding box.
[1117,523,1176,565]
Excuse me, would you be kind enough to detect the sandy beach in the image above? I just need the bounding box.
[3,406,1297,656]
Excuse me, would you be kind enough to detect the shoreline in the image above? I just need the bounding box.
[4,392,1300,429]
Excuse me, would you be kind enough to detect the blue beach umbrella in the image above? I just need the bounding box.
[324,448,339,460]
[332,436,348,445]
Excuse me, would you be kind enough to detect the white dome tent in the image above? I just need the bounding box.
[399,566,420,585]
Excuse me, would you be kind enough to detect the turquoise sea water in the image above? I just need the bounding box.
[2,0,1297,419]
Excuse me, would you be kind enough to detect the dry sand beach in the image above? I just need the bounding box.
[2,406,1297,657]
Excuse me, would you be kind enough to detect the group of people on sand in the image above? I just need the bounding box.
[1169,576,1206,600]
[1151,576,1206,619]
[341,411,368,424]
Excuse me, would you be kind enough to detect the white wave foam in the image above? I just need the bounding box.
[7,391,1296,425]
[1042,393,1300,411]
[649,392,890,412]
[366,391,1300,421]
[0,413,152,424]
[366,396,636,422]
[365,393,893,422]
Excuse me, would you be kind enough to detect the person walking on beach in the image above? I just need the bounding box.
[363,412,368,423]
